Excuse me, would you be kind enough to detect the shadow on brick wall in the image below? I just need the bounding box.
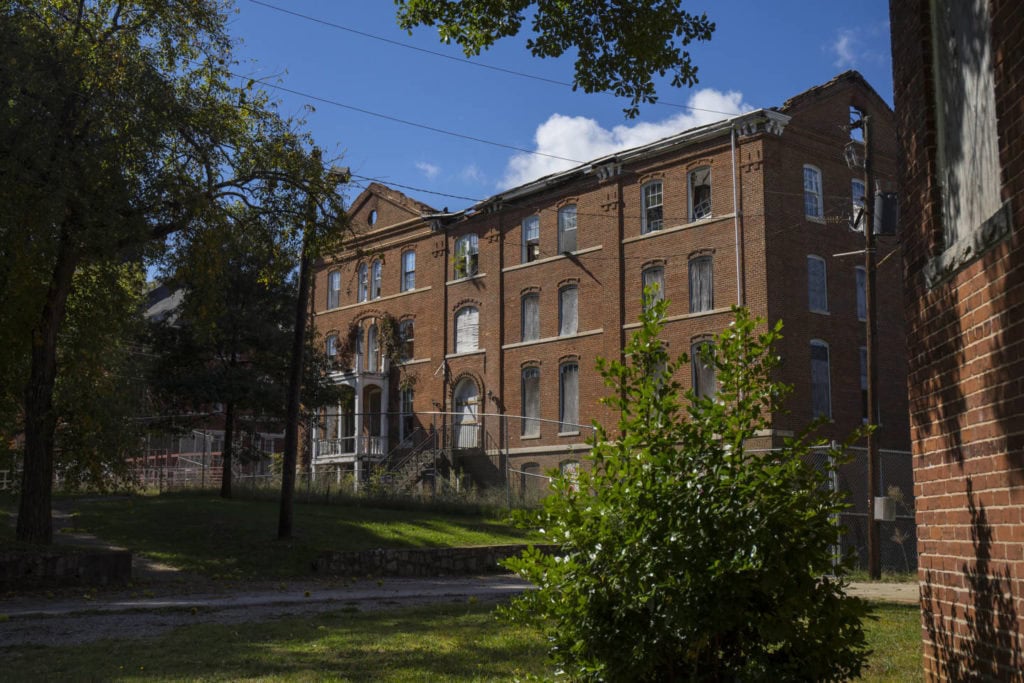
[921,480,1022,679]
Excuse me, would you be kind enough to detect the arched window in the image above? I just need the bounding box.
[559,285,578,336]
[401,250,416,291]
[559,361,579,432]
[807,255,828,313]
[454,306,479,353]
[325,334,338,364]
[642,265,665,311]
[371,260,382,299]
[522,215,540,262]
[453,234,479,278]
[688,255,713,312]
[690,340,716,399]
[688,166,712,220]
[642,181,664,233]
[327,270,341,309]
[521,367,540,437]
[366,324,379,371]
[357,263,368,302]
[399,319,414,361]
[804,165,823,220]
[558,205,577,253]
[521,293,540,342]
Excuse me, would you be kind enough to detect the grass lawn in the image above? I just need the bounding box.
[67,493,538,579]
[0,601,923,681]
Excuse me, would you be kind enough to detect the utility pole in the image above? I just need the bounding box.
[851,108,881,580]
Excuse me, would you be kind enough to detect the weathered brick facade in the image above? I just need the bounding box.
[890,0,1024,679]
[312,72,909,496]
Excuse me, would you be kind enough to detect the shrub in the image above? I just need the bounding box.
[504,300,869,682]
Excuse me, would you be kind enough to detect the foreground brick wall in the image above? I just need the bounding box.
[890,0,1024,679]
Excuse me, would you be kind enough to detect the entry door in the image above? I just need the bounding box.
[453,379,480,448]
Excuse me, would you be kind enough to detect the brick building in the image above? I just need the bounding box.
[889,0,1024,679]
[311,72,909,495]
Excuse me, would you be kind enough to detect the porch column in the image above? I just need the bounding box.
[353,377,363,456]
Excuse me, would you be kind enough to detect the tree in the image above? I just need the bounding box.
[1,1,345,543]
[395,0,715,117]
[504,298,869,681]
[150,209,296,499]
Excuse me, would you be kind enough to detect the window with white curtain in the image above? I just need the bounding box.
[689,166,712,221]
[810,340,832,418]
[327,271,341,309]
[688,255,713,313]
[357,263,368,302]
[807,255,828,313]
[521,293,540,342]
[399,319,414,361]
[642,266,665,311]
[371,260,382,299]
[522,216,540,262]
[558,205,577,253]
[642,181,664,233]
[366,324,379,371]
[559,362,579,432]
[559,285,578,336]
[325,334,338,364]
[401,250,416,291]
[691,341,716,399]
[521,367,540,437]
[454,306,479,353]
[804,165,823,219]
[855,266,866,321]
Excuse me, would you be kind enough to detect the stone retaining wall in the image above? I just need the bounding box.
[0,550,132,588]
[312,544,558,577]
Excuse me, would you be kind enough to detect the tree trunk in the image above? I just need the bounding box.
[17,235,79,544]
[278,228,312,539]
[220,401,235,499]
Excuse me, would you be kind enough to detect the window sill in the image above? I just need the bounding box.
[396,357,432,367]
[319,286,432,314]
[557,431,581,437]
[446,349,486,359]
[502,328,604,350]
[810,309,831,316]
[805,215,826,224]
[502,245,603,273]
[519,434,542,441]
[623,214,735,244]
[446,273,486,286]
[924,200,1012,288]
[622,307,729,330]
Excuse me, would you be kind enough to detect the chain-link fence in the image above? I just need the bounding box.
[131,429,280,492]
[779,444,916,573]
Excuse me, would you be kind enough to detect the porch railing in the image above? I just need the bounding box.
[316,435,384,459]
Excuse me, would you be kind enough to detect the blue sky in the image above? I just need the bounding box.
[229,1,894,212]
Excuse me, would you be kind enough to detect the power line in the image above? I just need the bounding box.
[349,175,484,203]
[243,0,746,118]
[236,74,584,164]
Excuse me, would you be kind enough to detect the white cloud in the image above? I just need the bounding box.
[460,163,484,183]
[832,29,859,68]
[499,88,753,189]
[415,161,440,179]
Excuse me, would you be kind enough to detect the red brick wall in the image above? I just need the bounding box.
[890,0,1024,679]
[313,76,911,480]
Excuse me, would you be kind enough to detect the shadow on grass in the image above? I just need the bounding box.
[70,494,537,579]
[4,604,549,682]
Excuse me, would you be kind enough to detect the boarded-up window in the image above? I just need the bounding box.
[559,286,578,336]
[558,205,577,253]
[522,293,540,341]
[691,341,716,399]
[642,266,665,311]
[521,367,540,437]
[559,362,579,432]
[455,307,479,353]
[688,255,713,313]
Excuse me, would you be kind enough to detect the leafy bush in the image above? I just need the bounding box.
[504,300,869,682]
